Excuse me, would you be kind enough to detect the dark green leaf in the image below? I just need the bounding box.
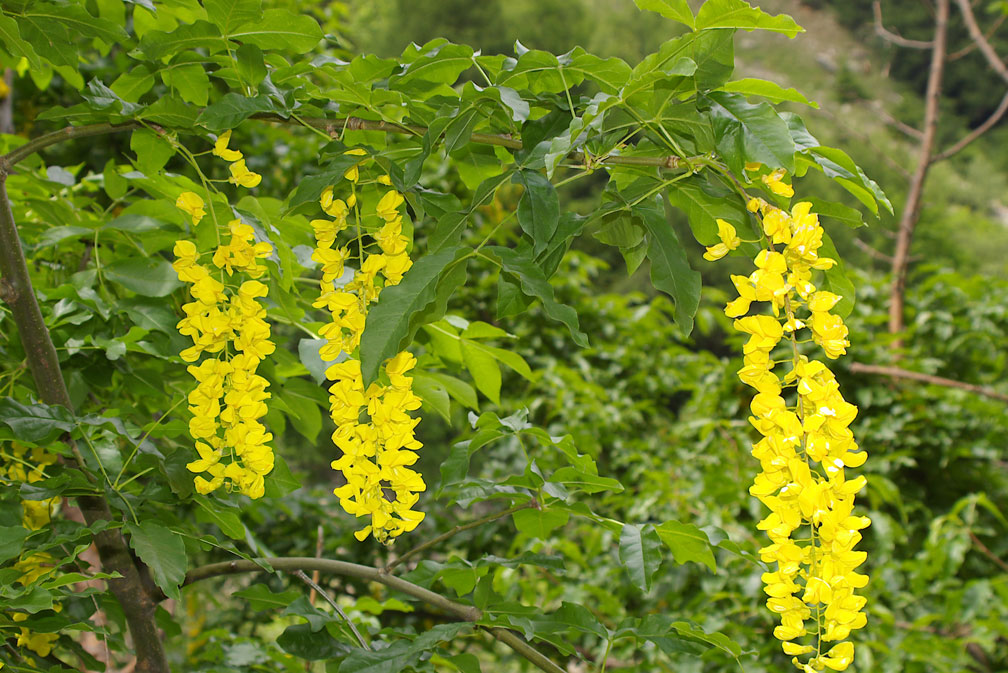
[706,91,796,175]
[196,93,276,133]
[514,170,560,256]
[230,10,323,54]
[636,198,701,335]
[619,523,664,592]
[655,520,717,571]
[139,21,223,61]
[0,398,75,443]
[103,258,182,297]
[278,623,352,660]
[124,521,187,601]
[486,246,588,347]
[359,247,463,385]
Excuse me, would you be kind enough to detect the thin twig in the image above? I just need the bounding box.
[933,88,1008,161]
[952,0,1008,83]
[847,362,1008,403]
[853,238,894,263]
[968,531,1008,573]
[185,557,565,673]
[291,569,370,650]
[0,114,695,174]
[383,501,535,573]
[873,1,935,48]
[948,12,1005,59]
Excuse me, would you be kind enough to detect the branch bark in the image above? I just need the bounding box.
[952,0,1008,83]
[185,557,566,673]
[887,0,949,346]
[874,1,935,48]
[0,115,692,174]
[0,173,170,673]
[933,88,1008,161]
[847,362,1008,403]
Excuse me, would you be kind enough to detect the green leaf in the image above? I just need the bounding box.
[194,498,246,540]
[390,41,475,88]
[104,258,182,297]
[514,170,560,256]
[513,508,569,539]
[818,231,856,319]
[695,0,803,37]
[461,339,501,405]
[426,372,479,410]
[0,398,75,444]
[124,521,187,601]
[0,526,30,562]
[632,0,694,29]
[205,0,262,35]
[0,14,42,71]
[110,67,155,103]
[655,520,717,571]
[161,63,210,106]
[359,247,463,385]
[196,93,276,133]
[139,96,201,128]
[706,91,796,175]
[278,623,352,660]
[720,78,817,107]
[286,154,364,213]
[619,523,664,592]
[139,20,224,61]
[667,178,748,248]
[636,198,701,336]
[411,372,452,421]
[235,43,268,88]
[230,9,323,54]
[233,583,302,610]
[486,246,588,347]
[26,2,129,43]
[130,128,175,174]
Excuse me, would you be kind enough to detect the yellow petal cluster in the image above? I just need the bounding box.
[311,169,424,544]
[703,218,741,261]
[171,137,275,498]
[213,129,261,188]
[711,192,869,670]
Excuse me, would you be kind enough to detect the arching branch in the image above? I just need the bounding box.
[873,1,934,49]
[185,557,566,673]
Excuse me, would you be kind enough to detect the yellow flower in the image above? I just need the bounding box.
[212,130,243,161]
[763,169,794,197]
[228,159,262,188]
[376,190,404,221]
[176,192,206,225]
[703,219,741,261]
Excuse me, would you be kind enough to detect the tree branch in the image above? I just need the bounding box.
[383,501,535,573]
[0,174,170,673]
[847,362,1008,403]
[888,0,949,344]
[184,557,566,673]
[0,115,692,174]
[948,12,1005,60]
[874,1,935,48]
[952,0,1008,83]
[933,88,1008,161]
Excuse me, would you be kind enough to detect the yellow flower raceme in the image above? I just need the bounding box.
[172,139,275,498]
[311,181,425,544]
[708,195,869,671]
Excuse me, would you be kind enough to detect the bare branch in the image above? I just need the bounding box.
[291,569,370,650]
[888,0,950,342]
[853,237,895,263]
[874,1,935,48]
[952,0,1008,83]
[934,88,1008,161]
[185,557,566,673]
[949,12,1005,59]
[847,362,1008,403]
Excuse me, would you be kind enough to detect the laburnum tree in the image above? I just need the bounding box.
[0,1,889,672]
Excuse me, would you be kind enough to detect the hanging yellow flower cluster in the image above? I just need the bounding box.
[1,444,60,657]
[171,130,275,499]
[708,184,870,672]
[310,151,425,544]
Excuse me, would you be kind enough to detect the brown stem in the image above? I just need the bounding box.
[948,13,1005,59]
[0,115,691,174]
[933,88,1008,162]
[847,362,1008,403]
[968,531,1008,573]
[952,0,1008,83]
[383,501,535,573]
[0,174,170,673]
[873,1,935,48]
[888,0,949,347]
[185,557,565,673]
